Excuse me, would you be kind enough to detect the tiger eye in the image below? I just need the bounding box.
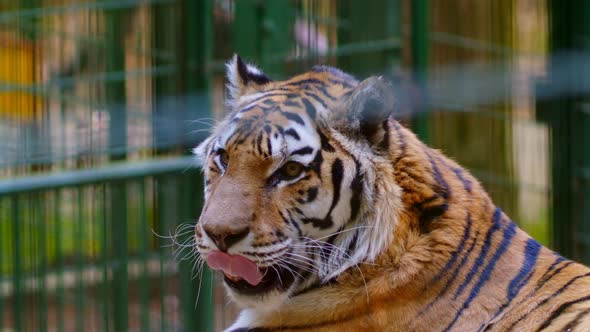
[220,150,229,167]
[280,161,304,179]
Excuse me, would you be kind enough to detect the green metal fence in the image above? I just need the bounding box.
[1,0,589,331]
[0,158,212,331]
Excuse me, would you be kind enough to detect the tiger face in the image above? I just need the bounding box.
[194,55,400,309]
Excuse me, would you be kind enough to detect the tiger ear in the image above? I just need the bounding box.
[226,54,271,105]
[339,76,395,148]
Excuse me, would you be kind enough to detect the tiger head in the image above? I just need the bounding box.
[194,55,403,310]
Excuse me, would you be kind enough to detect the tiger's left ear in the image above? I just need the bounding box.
[226,54,271,106]
[338,76,395,149]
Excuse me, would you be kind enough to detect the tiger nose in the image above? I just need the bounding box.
[203,225,250,252]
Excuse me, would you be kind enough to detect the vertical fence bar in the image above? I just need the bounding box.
[539,0,577,258]
[152,1,179,155]
[0,198,4,328]
[233,0,261,59]
[27,193,34,331]
[156,176,168,332]
[139,179,150,332]
[100,184,110,332]
[12,196,23,332]
[105,5,129,330]
[184,0,214,330]
[111,180,128,331]
[411,0,430,143]
[75,187,85,332]
[385,0,402,69]
[337,0,400,75]
[37,192,48,332]
[261,1,293,76]
[574,1,590,263]
[54,189,65,332]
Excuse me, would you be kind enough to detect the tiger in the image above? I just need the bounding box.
[193,54,590,332]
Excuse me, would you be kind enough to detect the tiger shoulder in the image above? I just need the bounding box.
[193,55,590,332]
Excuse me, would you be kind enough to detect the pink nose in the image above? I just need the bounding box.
[203,226,249,252]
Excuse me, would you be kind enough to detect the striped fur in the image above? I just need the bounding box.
[194,55,590,331]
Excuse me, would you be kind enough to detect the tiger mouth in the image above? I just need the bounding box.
[224,263,297,295]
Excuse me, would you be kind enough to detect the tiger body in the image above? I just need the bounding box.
[194,55,590,332]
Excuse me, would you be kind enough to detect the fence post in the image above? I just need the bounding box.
[233,0,261,61]
[410,0,429,143]
[179,1,214,331]
[105,8,129,331]
[337,0,401,76]
[538,0,590,262]
[11,197,23,332]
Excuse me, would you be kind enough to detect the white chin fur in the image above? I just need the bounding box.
[226,283,291,312]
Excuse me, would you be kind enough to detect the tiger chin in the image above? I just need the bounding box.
[193,54,590,332]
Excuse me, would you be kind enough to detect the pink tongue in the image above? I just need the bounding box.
[205,251,263,286]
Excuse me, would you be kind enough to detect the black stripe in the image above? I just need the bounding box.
[282,112,305,125]
[392,121,407,164]
[417,201,448,233]
[444,215,515,332]
[478,239,542,331]
[241,93,287,108]
[307,187,319,203]
[537,293,590,331]
[228,328,269,332]
[418,229,480,317]
[284,99,301,107]
[266,137,272,156]
[279,211,290,224]
[536,258,571,291]
[275,125,285,136]
[319,131,335,152]
[238,103,259,114]
[507,239,542,299]
[292,146,314,156]
[305,92,329,109]
[313,83,337,101]
[429,213,473,286]
[515,272,590,331]
[310,150,323,176]
[453,208,503,300]
[285,210,303,238]
[256,132,264,155]
[562,307,590,331]
[349,159,364,222]
[379,119,390,152]
[427,151,450,200]
[506,257,573,330]
[301,98,318,119]
[285,128,300,140]
[283,78,326,87]
[346,229,360,256]
[248,72,271,85]
[332,79,354,88]
[329,159,344,214]
[535,272,590,311]
[301,158,343,230]
[452,167,473,192]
